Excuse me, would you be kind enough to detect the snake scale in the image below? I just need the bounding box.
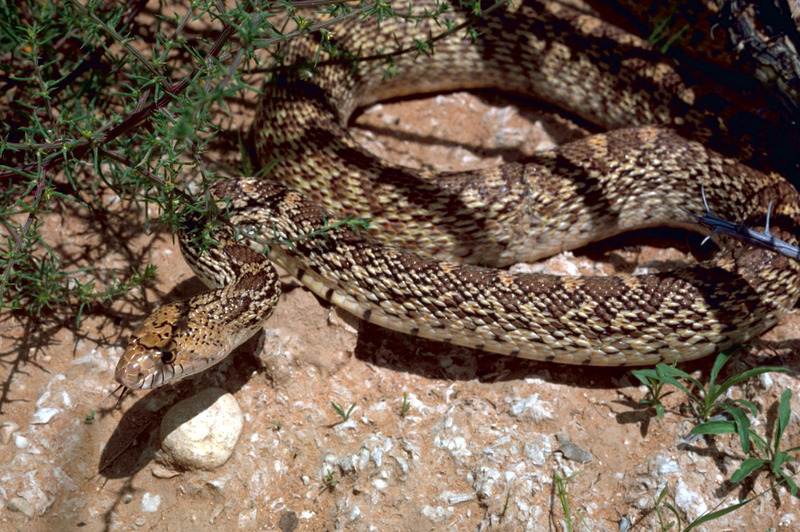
[115,0,800,390]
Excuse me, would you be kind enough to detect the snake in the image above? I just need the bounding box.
[115,0,800,390]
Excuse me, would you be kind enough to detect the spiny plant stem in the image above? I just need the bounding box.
[0,0,496,324]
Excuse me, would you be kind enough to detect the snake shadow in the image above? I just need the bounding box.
[346,226,800,437]
[352,318,800,439]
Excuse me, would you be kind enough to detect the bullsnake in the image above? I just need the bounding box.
[115,0,800,390]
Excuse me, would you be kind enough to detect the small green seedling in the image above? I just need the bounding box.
[552,470,588,532]
[652,486,680,531]
[631,364,675,418]
[632,350,787,431]
[692,388,799,494]
[400,392,411,416]
[501,491,510,518]
[323,469,338,490]
[330,401,356,423]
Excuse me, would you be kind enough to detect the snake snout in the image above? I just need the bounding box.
[114,356,151,389]
[114,338,166,389]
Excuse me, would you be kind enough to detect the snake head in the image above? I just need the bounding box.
[115,301,226,389]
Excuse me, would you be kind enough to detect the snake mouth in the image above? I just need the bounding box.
[114,353,176,390]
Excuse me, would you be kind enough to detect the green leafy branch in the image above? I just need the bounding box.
[0,0,492,326]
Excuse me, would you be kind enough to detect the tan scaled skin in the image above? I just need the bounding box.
[116,232,281,389]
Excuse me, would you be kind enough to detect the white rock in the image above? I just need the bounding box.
[421,505,451,522]
[442,492,474,505]
[523,435,552,466]
[470,466,501,501]
[507,394,553,422]
[674,478,708,519]
[159,388,243,470]
[31,407,60,424]
[13,433,29,449]
[654,455,680,475]
[141,492,161,513]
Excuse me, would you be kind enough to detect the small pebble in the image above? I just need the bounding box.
[151,463,181,479]
[13,433,29,449]
[556,434,593,463]
[8,496,35,519]
[141,492,161,513]
[0,422,19,444]
[279,511,299,532]
[559,441,593,463]
[159,388,243,470]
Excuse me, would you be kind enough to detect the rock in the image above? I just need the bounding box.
[0,422,19,444]
[558,441,593,463]
[31,407,60,424]
[159,388,243,470]
[556,434,593,463]
[141,492,162,513]
[674,478,708,519]
[13,433,29,449]
[279,511,299,532]
[8,496,35,519]
[151,463,181,479]
[506,394,553,422]
[523,435,552,466]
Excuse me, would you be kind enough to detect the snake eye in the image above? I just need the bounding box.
[160,351,176,365]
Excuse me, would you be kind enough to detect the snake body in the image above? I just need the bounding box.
[116,1,800,390]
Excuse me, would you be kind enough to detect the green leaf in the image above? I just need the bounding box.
[749,431,770,456]
[783,474,799,496]
[721,405,752,453]
[772,450,790,472]
[775,389,792,453]
[653,365,695,397]
[730,458,765,483]
[731,398,758,417]
[684,497,754,531]
[716,366,789,396]
[690,420,736,435]
[708,350,732,388]
[631,368,657,387]
[655,363,692,380]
